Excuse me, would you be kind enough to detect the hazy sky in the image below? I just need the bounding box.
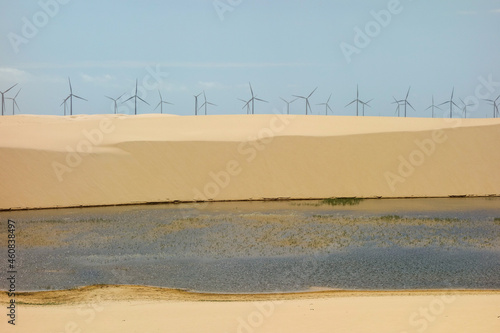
[1,0,500,117]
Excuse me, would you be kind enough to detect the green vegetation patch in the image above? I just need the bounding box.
[321,197,363,206]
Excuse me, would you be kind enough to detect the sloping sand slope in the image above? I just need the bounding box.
[1,114,499,210]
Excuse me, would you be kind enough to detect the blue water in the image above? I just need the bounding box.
[2,198,500,292]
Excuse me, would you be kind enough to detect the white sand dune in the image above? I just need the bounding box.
[1,114,499,210]
[1,287,499,333]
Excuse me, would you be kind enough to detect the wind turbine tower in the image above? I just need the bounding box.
[425,95,441,118]
[280,97,297,115]
[105,93,125,114]
[293,87,317,115]
[6,88,21,115]
[1,83,18,116]
[317,94,333,115]
[439,88,459,118]
[123,79,149,115]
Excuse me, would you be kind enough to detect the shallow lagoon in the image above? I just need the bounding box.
[1,197,499,293]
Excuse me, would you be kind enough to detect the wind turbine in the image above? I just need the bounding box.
[459,98,474,118]
[317,94,333,115]
[360,99,373,116]
[123,79,149,115]
[200,91,217,115]
[439,88,459,118]
[1,83,18,116]
[244,83,268,114]
[105,92,125,114]
[395,87,415,117]
[293,87,317,115]
[154,90,173,114]
[194,92,203,115]
[6,88,21,115]
[60,96,70,116]
[280,97,297,115]
[63,78,87,116]
[239,98,251,114]
[425,95,442,118]
[483,95,500,118]
[392,97,403,117]
[345,85,363,116]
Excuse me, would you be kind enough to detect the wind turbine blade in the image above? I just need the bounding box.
[327,105,333,112]
[255,98,268,103]
[327,93,332,103]
[13,89,21,99]
[345,100,356,107]
[308,87,318,98]
[438,101,449,106]
[123,96,134,103]
[407,102,415,111]
[292,95,305,99]
[406,86,411,99]
[238,98,247,103]
[249,82,254,97]
[105,96,114,101]
[365,99,373,105]
[73,95,87,101]
[208,102,217,106]
[291,98,298,103]
[137,96,150,105]
[495,95,500,102]
[4,83,18,94]
[158,90,162,100]
[154,102,161,111]
[68,78,72,94]
[117,92,126,100]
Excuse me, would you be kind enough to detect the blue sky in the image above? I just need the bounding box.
[1,0,500,117]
